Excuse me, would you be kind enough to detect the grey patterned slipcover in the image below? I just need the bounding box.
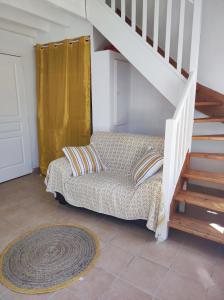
[45,132,165,234]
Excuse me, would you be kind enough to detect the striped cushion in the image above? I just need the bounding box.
[63,145,104,177]
[132,152,163,187]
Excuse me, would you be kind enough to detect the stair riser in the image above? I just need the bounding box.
[190,153,224,160]
[193,136,224,141]
[175,199,224,213]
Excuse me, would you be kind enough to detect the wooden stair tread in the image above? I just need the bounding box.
[194,117,224,123]
[175,190,224,212]
[169,214,224,244]
[182,169,224,184]
[190,152,224,160]
[192,135,224,141]
[195,101,222,107]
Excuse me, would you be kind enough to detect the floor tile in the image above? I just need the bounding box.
[110,224,153,255]
[155,270,207,300]
[96,243,133,275]
[119,256,168,295]
[1,290,51,300]
[206,285,224,300]
[139,237,183,268]
[211,261,224,288]
[49,288,81,300]
[100,278,153,300]
[180,233,222,263]
[68,267,116,300]
[0,219,22,248]
[170,246,215,289]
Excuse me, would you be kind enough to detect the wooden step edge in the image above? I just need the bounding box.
[192,135,224,141]
[182,169,224,185]
[194,117,224,123]
[195,101,222,107]
[169,214,224,244]
[174,190,224,213]
[190,152,224,160]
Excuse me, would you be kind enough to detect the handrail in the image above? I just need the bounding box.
[173,72,196,119]
[156,71,197,241]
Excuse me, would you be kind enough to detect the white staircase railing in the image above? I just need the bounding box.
[155,0,202,241]
[87,0,186,106]
[157,71,197,240]
[105,0,201,78]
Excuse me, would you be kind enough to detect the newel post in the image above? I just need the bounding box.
[189,0,203,73]
[189,0,202,151]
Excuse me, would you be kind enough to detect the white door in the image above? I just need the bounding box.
[0,54,32,183]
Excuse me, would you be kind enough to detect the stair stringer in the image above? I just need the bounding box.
[86,0,186,107]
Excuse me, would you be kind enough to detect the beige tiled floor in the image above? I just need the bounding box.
[0,174,223,300]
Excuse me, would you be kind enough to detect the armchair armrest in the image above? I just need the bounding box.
[45,157,72,195]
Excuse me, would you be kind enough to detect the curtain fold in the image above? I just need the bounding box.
[36,37,91,175]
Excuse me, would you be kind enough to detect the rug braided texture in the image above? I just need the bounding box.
[0,225,98,294]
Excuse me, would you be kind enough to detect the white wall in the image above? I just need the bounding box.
[197,0,224,94]
[128,67,175,136]
[0,29,38,168]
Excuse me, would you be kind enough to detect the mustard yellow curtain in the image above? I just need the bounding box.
[36,37,91,175]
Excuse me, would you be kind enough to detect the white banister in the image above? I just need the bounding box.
[111,0,115,11]
[177,0,186,72]
[165,0,172,62]
[153,0,160,51]
[190,0,202,72]
[131,0,136,31]
[157,71,197,241]
[142,0,148,40]
[101,0,201,79]
[121,0,125,21]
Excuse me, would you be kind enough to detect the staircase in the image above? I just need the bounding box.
[169,98,224,244]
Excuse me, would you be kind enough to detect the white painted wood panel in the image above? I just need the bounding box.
[131,0,136,31]
[165,0,172,62]
[0,54,32,183]
[153,0,159,50]
[142,0,148,40]
[113,60,130,126]
[177,0,186,72]
[121,0,125,21]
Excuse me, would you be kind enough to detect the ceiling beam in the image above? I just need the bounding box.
[0,4,50,32]
[0,0,78,27]
[0,18,37,38]
[44,0,86,18]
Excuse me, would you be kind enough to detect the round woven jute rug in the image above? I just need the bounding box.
[0,224,99,295]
